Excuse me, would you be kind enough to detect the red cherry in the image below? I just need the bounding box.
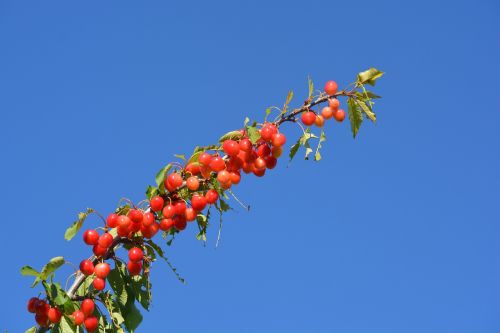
[159,218,175,231]
[162,204,175,218]
[209,156,226,172]
[128,209,143,224]
[185,162,201,175]
[84,316,98,332]
[205,189,219,204]
[253,167,266,177]
[128,247,144,262]
[301,111,316,126]
[34,300,49,315]
[47,307,62,323]
[200,165,212,179]
[93,277,106,291]
[174,201,187,216]
[271,133,286,147]
[117,215,131,229]
[79,260,95,276]
[174,215,187,231]
[81,299,95,317]
[220,180,232,190]
[186,176,200,191]
[328,98,340,110]
[93,244,107,257]
[271,146,282,158]
[191,194,207,212]
[264,155,277,169]
[321,106,334,119]
[257,144,271,157]
[217,170,231,184]
[254,157,267,170]
[142,212,155,227]
[167,172,183,189]
[242,162,252,174]
[260,124,277,141]
[98,233,113,248]
[35,313,49,327]
[198,152,212,166]
[83,229,99,246]
[315,115,325,127]
[72,310,85,325]
[222,140,240,157]
[141,222,159,239]
[333,109,346,122]
[324,80,338,95]
[127,261,142,276]
[27,297,38,313]
[185,208,197,221]
[239,138,252,152]
[94,262,110,278]
[106,213,119,228]
[230,171,241,184]
[226,156,243,172]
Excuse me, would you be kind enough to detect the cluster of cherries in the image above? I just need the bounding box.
[26,80,342,332]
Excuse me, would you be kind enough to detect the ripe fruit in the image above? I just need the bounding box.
[271,133,286,147]
[35,313,49,327]
[253,157,266,170]
[185,207,197,221]
[315,115,325,127]
[200,165,212,179]
[260,124,278,141]
[333,109,346,122]
[239,138,252,152]
[230,171,241,184]
[174,201,187,215]
[93,244,107,257]
[98,232,113,248]
[150,196,164,212]
[80,260,95,276]
[209,156,225,172]
[142,212,155,227]
[264,155,277,169]
[199,152,212,166]
[186,176,199,191]
[72,310,85,325]
[106,213,118,228]
[128,209,143,224]
[174,215,187,230]
[257,144,271,157]
[185,162,201,175]
[321,106,334,119]
[162,204,175,218]
[94,262,110,278]
[159,218,174,231]
[191,194,207,212]
[222,140,240,157]
[271,146,282,158]
[253,167,266,177]
[128,247,144,262]
[35,300,49,315]
[167,173,183,189]
[301,111,316,126]
[141,221,159,239]
[93,277,106,291]
[217,170,230,183]
[27,297,38,313]
[324,80,338,95]
[47,307,62,323]
[84,316,98,332]
[81,299,95,317]
[328,98,340,110]
[205,189,219,204]
[83,229,99,245]
[127,261,142,276]
[117,215,131,229]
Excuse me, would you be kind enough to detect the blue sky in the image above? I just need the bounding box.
[1,1,499,332]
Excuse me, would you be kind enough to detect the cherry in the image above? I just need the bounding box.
[209,156,226,172]
[271,146,282,158]
[174,215,187,231]
[159,218,175,231]
[226,156,243,172]
[205,189,219,204]
[185,207,197,221]
[98,232,113,248]
[328,98,340,110]
[106,213,118,228]
[127,261,142,276]
[254,157,267,170]
[191,194,207,212]
[128,247,144,262]
[253,167,266,177]
[141,222,159,239]
[264,155,277,169]
[149,196,164,212]
[83,229,99,246]
[47,307,62,324]
[167,172,183,189]
[186,176,200,191]
[321,106,334,119]
[333,109,346,122]
[117,215,131,229]
[301,111,316,126]
[174,201,187,215]
[93,244,107,257]
[200,165,212,179]
[72,310,85,325]
[222,140,240,157]
[162,204,175,218]
[257,144,271,157]
[84,316,99,332]
[164,178,176,192]
[217,170,230,183]
[128,209,143,224]
[81,299,95,317]
[79,260,95,276]
[27,297,38,313]
[315,115,325,127]
[220,181,232,189]
[35,300,49,315]
[93,277,106,291]
[35,313,49,327]
[239,138,252,152]
[198,152,212,166]
[230,171,241,184]
[94,262,110,278]
[324,80,338,95]
[260,124,278,141]
[242,162,252,174]
[271,133,286,147]
[142,212,155,227]
[185,162,201,175]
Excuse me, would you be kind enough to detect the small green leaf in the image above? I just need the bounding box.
[64,208,94,241]
[219,130,244,143]
[308,76,314,100]
[25,327,37,333]
[357,67,384,86]
[356,91,381,99]
[304,147,313,160]
[20,266,39,277]
[245,126,261,144]
[155,163,172,194]
[59,316,77,333]
[145,240,186,284]
[243,117,250,127]
[282,90,294,115]
[174,154,186,161]
[145,185,159,200]
[32,257,65,287]
[356,99,376,122]
[264,107,272,122]
[348,97,363,138]
[289,138,301,162]
[186,151,202,165]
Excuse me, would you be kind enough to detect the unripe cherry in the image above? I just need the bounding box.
[84,316,98,332]
[217,170,230,183]
[159,218,175,231]
[205,189,219,204]
[142,212,155,227]
[162,204,175,218]
[47,307,62,324]
[93,244,107,257]
[324,80,338,95]
[93,277,106,291]
[128,247,144,262]
[150,196,164,212]
[328,98,340,110]
[167,173,183,189]
[321,106,334,119]
[222,140,240,157]
[186,176,200,191]
[301,111,316,126]
[72,310,85,325]
[83,229,99,245]
[174,215,187,231]
[94,262,110,278]
[239,138,252,152]
[333,109,346,122]
[98,232,113,248]
[271,133,286,147]
[198,152,212,166]
[81,299,95,317]
[79,260,94,276]
[106,213,118,228]
[191,194,207,212]
[209,156,226,172]
[127,261,142,276]
[257,144,271,157]
[128,209,143,224]
[185,207,197,221]
[271,146,283,158]
[315,115,325,127]
[27,297,38,313]
[264,155,277,169]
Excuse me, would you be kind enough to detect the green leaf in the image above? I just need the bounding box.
[356,99,376,122]
[348,98,363,138]
[107,263,128,306]
[245,125,261,144]
[356,91,381,99]
[145,185,159,200]
[281,90,294,116]
[308,76,314,100]
[314,130,326,162]
[357,67,384,86]
[122,301,142,333]
[144,240,186,284]
[25,327,37,333]
[64,208,94,241]
[243,117,250,127]
[32,256,65,287]
[20,266,39,277]
[45,282,70,306]
[59,316,78,333]
[288,138,301,162]
[219,198,231,212]
[174,154,186,161]
[264,107,272,122]
[155,163,172,195]
[219,130,244,143]
[186,151,202,165]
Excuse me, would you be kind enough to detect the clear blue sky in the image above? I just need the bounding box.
[1,1,499,332]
